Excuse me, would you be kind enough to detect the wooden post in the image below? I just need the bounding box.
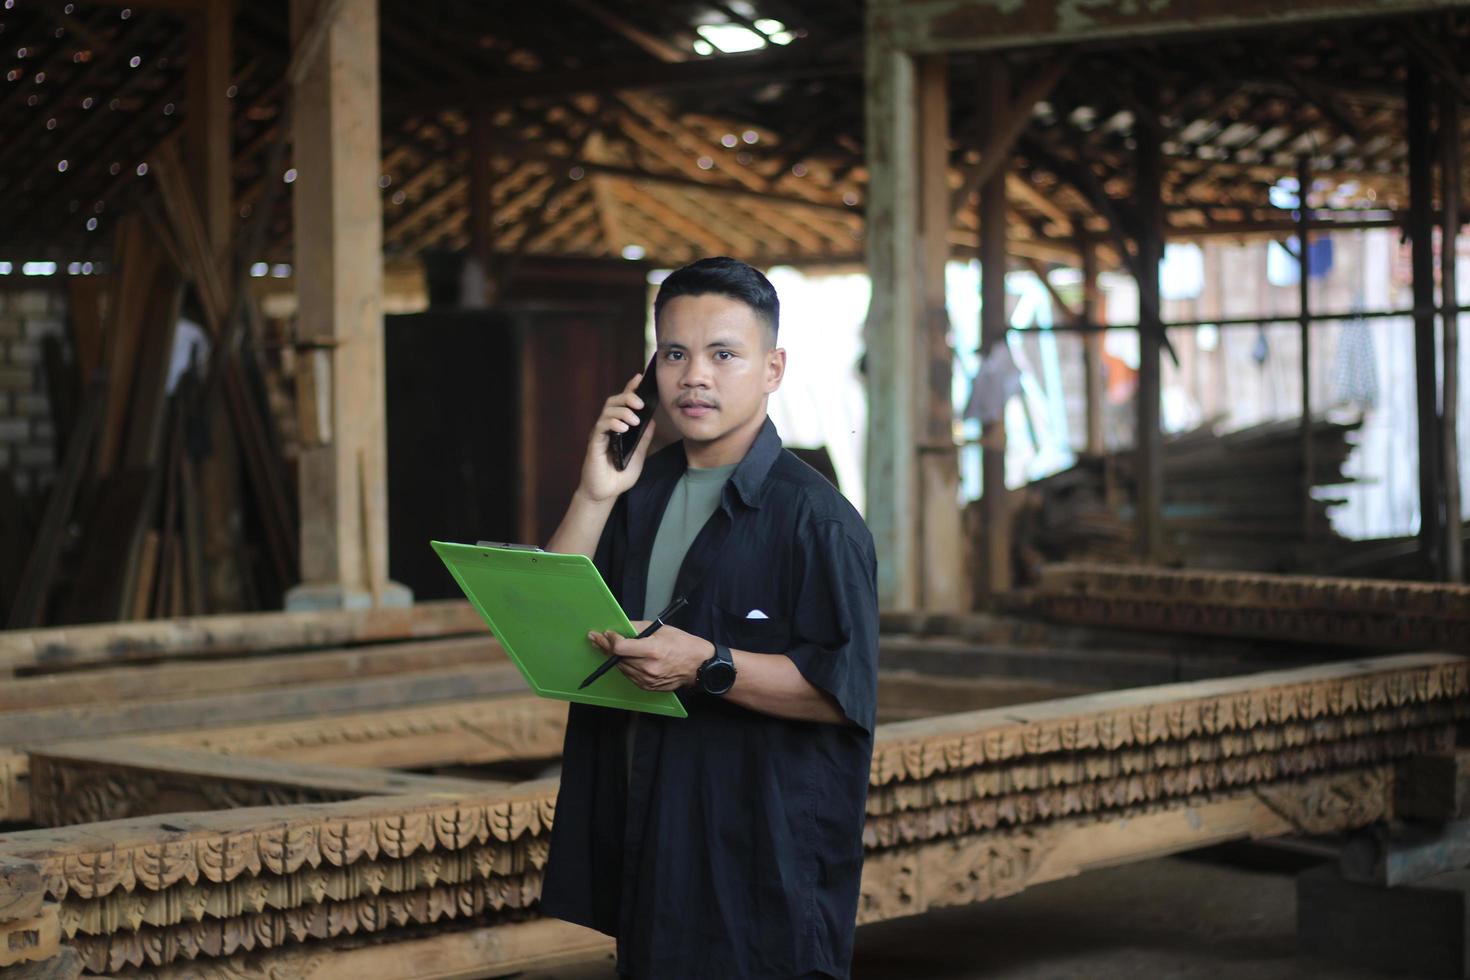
[1442,80,1464,583]
[186,0,243,614]
[862,20,919,610]
[1135,83,1164,562]
[1297,155,1315,541]
[287,0,409,610]
[916,56,967,611]
[978,56,1011,595]
[1079,229,1105,456]
[1408,63,1444,580]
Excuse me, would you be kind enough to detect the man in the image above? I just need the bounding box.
[540,257,879,979]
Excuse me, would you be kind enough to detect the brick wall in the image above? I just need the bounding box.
[0,288,69,496]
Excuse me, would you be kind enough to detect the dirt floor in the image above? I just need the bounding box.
[523,850,1435,979]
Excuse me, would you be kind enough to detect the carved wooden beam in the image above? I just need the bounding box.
[1028,563,1470,650]
[0,654,1462,974]
[27,743,504,827]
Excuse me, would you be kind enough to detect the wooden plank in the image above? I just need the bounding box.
[119,918,610,980]
[0,858,43,924]
[28,742,503,826]
[0,903,60,969]
[0,945,82,980]
[0,664,530,745]
[948,56,1069,219]
[0,636,499,713]
[94,216,164,477]
[0,599,482,676]
[137,693,568,770]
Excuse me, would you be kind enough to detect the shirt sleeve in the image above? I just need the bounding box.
[782,518,879,734]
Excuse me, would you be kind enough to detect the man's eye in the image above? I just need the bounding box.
[716,350,733,360]
[666,351,683,361]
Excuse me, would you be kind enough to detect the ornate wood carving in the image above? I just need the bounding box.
[0,654,1462,973]
[1031,563,1470,649]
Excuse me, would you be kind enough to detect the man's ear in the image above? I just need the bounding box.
[764,347,786,393]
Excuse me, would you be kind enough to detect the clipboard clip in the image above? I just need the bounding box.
[475,541,546,552]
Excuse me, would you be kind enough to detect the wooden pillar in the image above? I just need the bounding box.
[1079,229,1105,456]
[286,0,408,610]
[1135,85,1165,563]
[1442,82,1463,583]
[1297,155,1315,541]
[915,56,967,612]
[1408,63,1444,580]
[863,22,919,610]
[186,1,242,613]
[978,57,1011,595]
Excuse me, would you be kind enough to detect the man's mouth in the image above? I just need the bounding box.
[678,400,716,416]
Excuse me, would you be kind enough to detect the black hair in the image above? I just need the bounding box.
[652,256,779,343]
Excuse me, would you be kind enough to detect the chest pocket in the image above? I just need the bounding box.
[717,605,793,654]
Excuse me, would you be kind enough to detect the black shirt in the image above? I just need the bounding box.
[540,418,879,979]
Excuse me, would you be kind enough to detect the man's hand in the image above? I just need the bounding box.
[587,623,711,692]
[578,373,658,504]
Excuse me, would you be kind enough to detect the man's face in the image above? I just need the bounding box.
[654,293,785,447]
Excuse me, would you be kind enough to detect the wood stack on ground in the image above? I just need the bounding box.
[2,140,296,629]
[1005,416,1362,584]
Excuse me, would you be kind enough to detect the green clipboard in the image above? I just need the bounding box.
[431,540,687,718]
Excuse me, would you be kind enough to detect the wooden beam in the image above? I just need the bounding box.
[0,599,481,676]
[1442,78,1463,583]
[566,0,688,63]
[1079,233,1105,456]
[1297,155,1315,543]
[917,56,966,613]
[877,0,1459,53]
[949,56,1070,219]
[140,693,568,769]
[979,56,1011,596]
[386,47,859,115]
[27,742,502,826]
[0,665,531,745]
[1408,63,1445,580]
[1135,79,1165,564]
[0,636,497,713]
[289,0,400,609]
[863,25,920,610]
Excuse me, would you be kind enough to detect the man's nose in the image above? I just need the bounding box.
[680,358,711,387]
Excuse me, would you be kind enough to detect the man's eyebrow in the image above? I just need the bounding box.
[705,338,744,349]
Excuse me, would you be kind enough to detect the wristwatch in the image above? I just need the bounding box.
[696,641,737,696]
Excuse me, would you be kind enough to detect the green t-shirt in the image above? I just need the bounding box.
[643,462,738,619]
[628,461,736,784]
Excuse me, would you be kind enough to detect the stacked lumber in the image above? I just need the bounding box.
[4,141,296,628]
[1009,416,1362,581]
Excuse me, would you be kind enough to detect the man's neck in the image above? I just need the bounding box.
[684,411,767,469]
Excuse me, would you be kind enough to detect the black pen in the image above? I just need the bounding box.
[578,595,688,690]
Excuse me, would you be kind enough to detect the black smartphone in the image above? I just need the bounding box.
[610,352,660,471]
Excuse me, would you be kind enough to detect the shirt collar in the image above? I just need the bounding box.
[644,416,782,511]
[727,416,782,510]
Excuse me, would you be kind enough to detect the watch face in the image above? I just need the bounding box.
[700,660,737,695]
